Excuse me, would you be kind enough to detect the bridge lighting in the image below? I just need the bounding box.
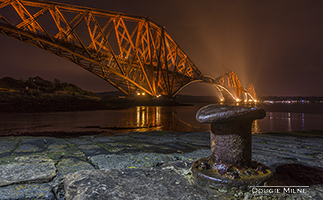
[142,92,145,96]
[220,98,224,102]
[156,94,162,98]
[254,100,257,103]
[137,92,141,96]
[236,98,241,102]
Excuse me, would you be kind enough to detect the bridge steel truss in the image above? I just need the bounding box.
[0,0,256,101]
[0,0,205,97]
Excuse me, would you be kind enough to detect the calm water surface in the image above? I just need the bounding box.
[0,104,322,136]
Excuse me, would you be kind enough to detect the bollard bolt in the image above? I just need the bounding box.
[192,104,273,190]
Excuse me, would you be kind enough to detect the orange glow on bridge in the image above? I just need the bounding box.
[0,0,257,102]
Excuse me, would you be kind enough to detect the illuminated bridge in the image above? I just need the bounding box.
[0,0,257,102]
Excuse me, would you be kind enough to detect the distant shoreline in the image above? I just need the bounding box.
[258,102,323,114]
[1,96,323,114]
[0,96,191,114]
[1,76,322,114]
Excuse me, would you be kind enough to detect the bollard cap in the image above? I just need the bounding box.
[196,104,266,124]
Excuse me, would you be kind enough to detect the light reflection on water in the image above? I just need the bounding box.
[256,112,323,133]
[0,104,322,136]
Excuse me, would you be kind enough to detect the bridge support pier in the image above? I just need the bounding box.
[192,104,273,190]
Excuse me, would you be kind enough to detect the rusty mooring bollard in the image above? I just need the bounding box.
[192,104,273,189]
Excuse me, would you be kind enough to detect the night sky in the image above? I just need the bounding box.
[1,0,323,97]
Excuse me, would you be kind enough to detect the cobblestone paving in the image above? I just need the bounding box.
[0,130,322,199]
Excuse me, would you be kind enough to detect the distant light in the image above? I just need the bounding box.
[220,98,224,102]
[156,94,162,98]
[142,92,145,96]
[236,98,241,102]
[137,92,141,96]
[254,100,257,103]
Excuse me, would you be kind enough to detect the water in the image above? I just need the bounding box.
[0,104,322,136]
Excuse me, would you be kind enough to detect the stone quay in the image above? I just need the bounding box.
[0,130,322,199]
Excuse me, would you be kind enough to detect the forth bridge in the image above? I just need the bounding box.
[0,0,257,102]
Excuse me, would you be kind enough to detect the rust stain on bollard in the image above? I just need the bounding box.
[192,105,273,190]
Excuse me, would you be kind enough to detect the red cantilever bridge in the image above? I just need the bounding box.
[0,0,257,102]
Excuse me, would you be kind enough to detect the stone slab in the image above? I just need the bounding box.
[0,140,19,157]
[20,138,46,145]
[0,155,56,186]
[15,144,43,154]
[15,138,46,154]
[89,153,178,169]
[66,138,93,145]
[47,143,70,152]
[77,144,109,156]
[88,150,212,170]
[174,149,210,161]
[50,157,95,199]
[0,183,54,200]
[65,166,210,200]
[44,137,69,145]
[51,157,95,186]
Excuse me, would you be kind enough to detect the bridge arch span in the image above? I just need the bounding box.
[172,79,227,101]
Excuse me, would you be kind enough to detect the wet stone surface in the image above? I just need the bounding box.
[65,162,210,200]
[77,144,109,156]
[50,157,95,199]
[89,153,179,169]
[16,138,46,154]
[51,157,95,185]
[0,130,321,199]
[0,184,54,200]
[0,140,19,157]
[0,155,56,187]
